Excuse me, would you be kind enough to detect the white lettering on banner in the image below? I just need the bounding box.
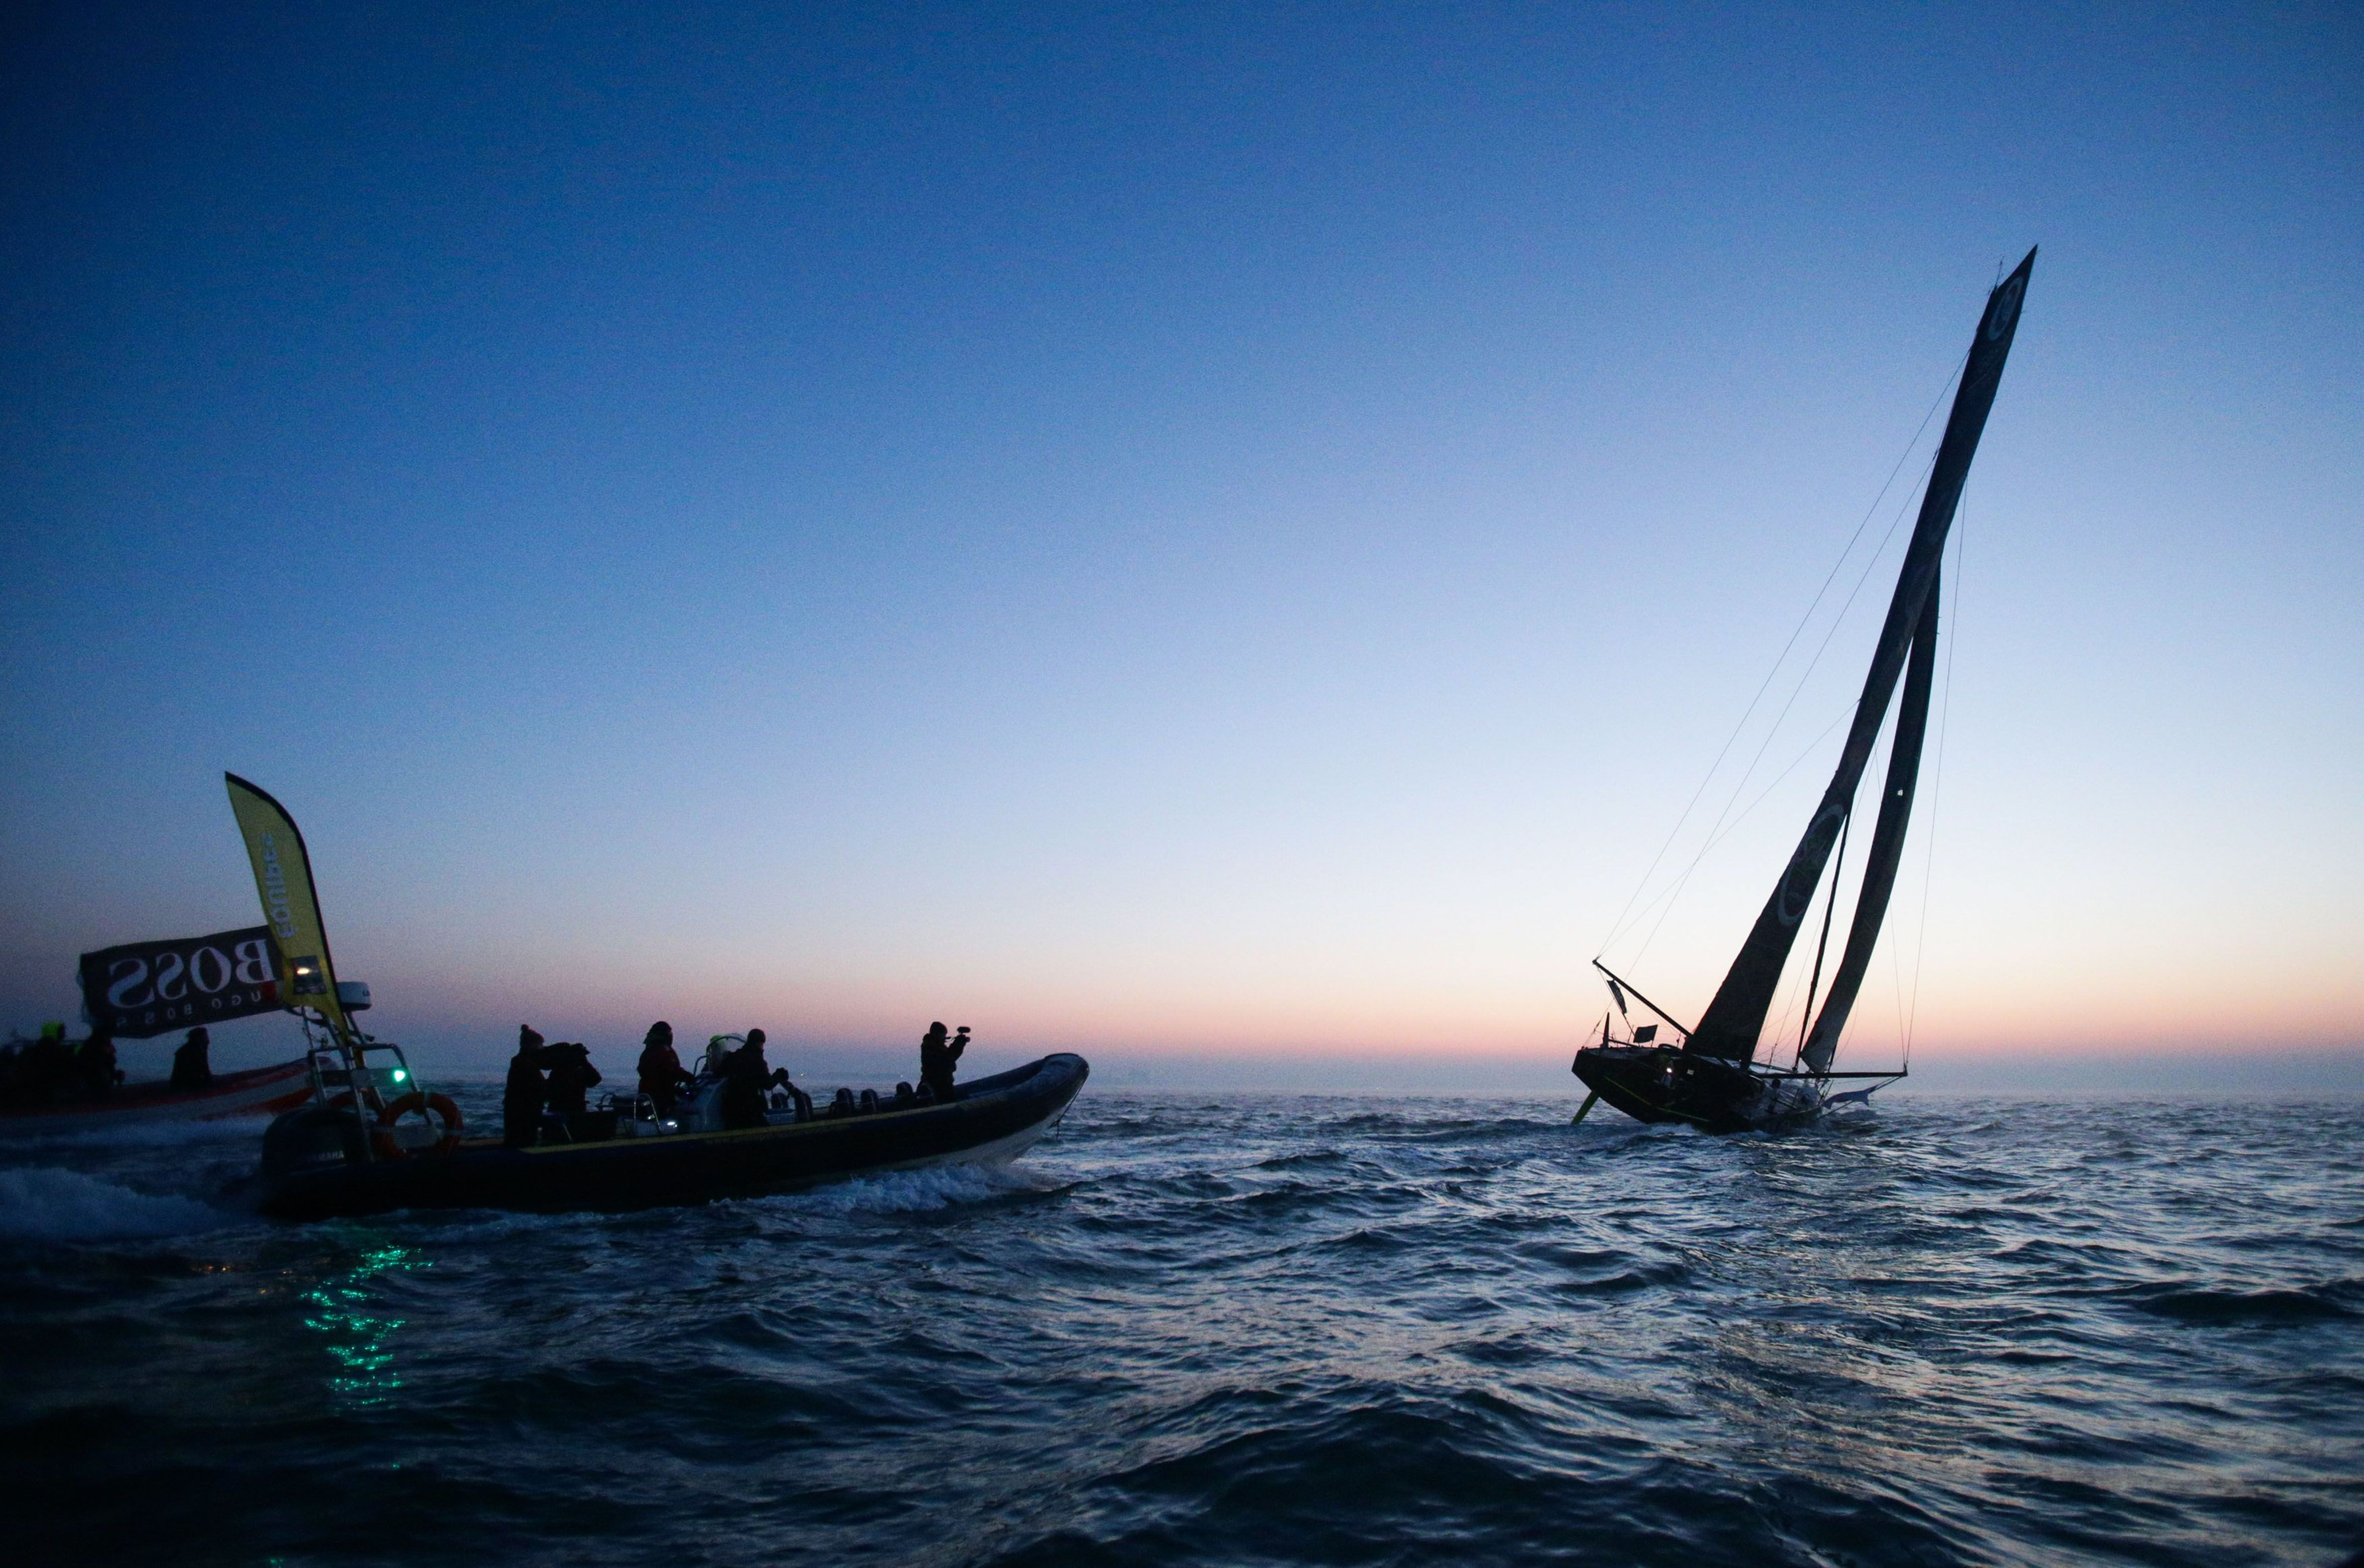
[260,831,297,938]
[106,957,152,1009]
[231,939,273,985]
[190,946,232,994]
[153,951,187,1000]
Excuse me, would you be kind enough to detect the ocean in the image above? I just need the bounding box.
[4,1087,2360,1566]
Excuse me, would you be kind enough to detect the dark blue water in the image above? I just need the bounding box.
[5,1089,2361,1566]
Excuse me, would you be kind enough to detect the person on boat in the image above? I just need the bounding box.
[503,1026,552,1148]
[544,1041,603,1120]
[79,1025,121,1099]
[919,1021,966,1103]
[718,1028,788,1131]
[636,1021,695,1116]
[13,1023,74,1104]
[171,1027,214,1092]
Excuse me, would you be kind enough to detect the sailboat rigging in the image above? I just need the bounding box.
[1573,249,2034,1132]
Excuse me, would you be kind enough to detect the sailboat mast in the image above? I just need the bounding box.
[1684,249,2033,1064]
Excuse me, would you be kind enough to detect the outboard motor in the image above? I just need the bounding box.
[260,1103,368,1177]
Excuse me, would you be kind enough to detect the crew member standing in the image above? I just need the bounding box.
[79,1025,120,1099]
[636,1021,695,1116]
[502,1026,551,1148]
[918,1021,966,1104]
[171,1027,213,1091]
[718,1028,786,1131]
[545,1041,602,1120]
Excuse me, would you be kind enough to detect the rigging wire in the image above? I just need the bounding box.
[1614,701,1853,963]
[1592,350,1970,960]
[1619,448,1933,974]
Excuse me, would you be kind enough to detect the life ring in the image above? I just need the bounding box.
[374,1091,465,1157]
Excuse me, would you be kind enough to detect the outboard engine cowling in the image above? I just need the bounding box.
[260,1104,368,1177]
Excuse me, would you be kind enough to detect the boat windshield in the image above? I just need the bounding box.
[309,1043,414,1103]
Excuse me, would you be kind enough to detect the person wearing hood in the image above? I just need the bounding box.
[503,1026,552,1147]
[636,1021,695,1117]
[171,1026,213,1091]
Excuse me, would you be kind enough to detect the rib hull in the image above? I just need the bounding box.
[0,1059,311,1137]
[251,1053,1088,1219]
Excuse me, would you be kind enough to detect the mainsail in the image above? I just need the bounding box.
[1685,248,2034,1064]
[224,772,354,1038]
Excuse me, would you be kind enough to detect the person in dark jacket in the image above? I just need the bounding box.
[636,1021,695,1116]
[503,1026,552,1147]
[20,1023,73,1103]
[79,1026,121,1099]
[170,1027,214,1091]
[718,1028,788,1131]
[918,1021,968,1103]
[544,1041,602,1119]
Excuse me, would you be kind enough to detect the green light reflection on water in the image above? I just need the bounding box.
[300,1242,429,1407]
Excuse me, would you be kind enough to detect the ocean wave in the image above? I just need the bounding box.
[2,1091,2360,1566]
[2126,1282,2359,1326]
[0,1165,234,1240]
[1,1112,265,1153]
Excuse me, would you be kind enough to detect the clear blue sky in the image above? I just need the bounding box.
[4,4,2358,1082]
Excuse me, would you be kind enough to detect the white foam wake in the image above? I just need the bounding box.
[782,1163,1047,1216]
[0,1167,230,1241]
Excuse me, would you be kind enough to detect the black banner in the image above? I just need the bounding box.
[78,926,284,1039]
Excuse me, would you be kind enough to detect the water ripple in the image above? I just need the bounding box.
[4,1090,2362,1565]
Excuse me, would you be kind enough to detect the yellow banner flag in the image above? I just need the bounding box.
[224,773,350,1037]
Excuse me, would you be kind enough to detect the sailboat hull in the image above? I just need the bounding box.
[1571,1046,1821,1134]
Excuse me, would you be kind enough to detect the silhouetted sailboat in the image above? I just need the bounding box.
[1574,249,2035,1132]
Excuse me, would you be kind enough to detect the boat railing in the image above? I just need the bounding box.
[304,1041,416,1113]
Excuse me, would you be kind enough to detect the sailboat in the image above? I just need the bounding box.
[1572,249,2035,1133]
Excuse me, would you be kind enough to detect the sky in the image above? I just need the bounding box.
[3,3,2359,1088]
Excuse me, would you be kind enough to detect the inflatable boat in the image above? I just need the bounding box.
[249,1044,1089,1219]
[0,1059,311,1138]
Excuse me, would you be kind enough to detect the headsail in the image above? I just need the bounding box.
[1800,564,1938,1071]
[224,772,354,1038]
[1684,248,2033,1062]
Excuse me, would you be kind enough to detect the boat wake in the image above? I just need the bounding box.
[0,1166,236,1242]
[6,1113,265,1154]
[768,1161,1061,1217]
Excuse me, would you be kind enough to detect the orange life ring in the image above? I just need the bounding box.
[375,1091,465,1157]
